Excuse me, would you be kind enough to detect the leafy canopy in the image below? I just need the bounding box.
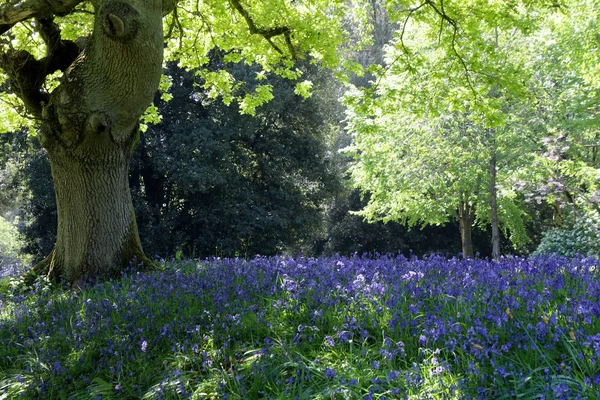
[0,0,373,131]
[1,0,573,131]
[343,0,600,247]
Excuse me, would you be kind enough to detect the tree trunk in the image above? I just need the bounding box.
[458,201,474,258]
[43,138,152,283]
[489,130,501,259]
[34,0,165,284]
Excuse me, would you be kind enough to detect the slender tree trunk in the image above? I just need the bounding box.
[32,0,165,284]
[458,201,474,258]
[489,130,501,259]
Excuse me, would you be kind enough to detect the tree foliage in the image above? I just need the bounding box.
[0,0,370,128]
[132,61,343,258]
[18,60,344,260]
[511,0,600,215]
[343,0,600,254]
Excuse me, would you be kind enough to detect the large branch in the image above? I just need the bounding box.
[0,16,81,118]
[162,0,177,16]
[0,0,84,35]
[0,49,46,116]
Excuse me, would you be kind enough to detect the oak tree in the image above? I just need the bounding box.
[0,0,354,283]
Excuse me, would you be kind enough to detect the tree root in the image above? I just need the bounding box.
[17,250,157,291]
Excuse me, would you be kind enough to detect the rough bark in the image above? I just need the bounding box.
[22,0,167,283]
[458,201,474,258]
[42,135,153,282]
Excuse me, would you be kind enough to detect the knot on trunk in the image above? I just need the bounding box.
[88,111,110,135]
[101,1,140,41]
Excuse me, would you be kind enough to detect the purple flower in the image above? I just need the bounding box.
[387,370,400,381]
[337,330,353,343]
[430,366,445,376]
[324,367,336,380]
[3,253,600,399]
[52,361,61,373]
[280,274,298,292]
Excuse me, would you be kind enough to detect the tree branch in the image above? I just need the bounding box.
[0,16,81,118]
[0,0,83,35]
[426,0,456,29]
[399,2,428,65]
[425,0,476,95]
[229,0,296,59]
[162,0,178,16]
[0,49,46,117]
[36,17,81,74]
[370,1,427,92]
[284,31,296,60]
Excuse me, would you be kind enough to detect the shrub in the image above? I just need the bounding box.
[533,210,600,257]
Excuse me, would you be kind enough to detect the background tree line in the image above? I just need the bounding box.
[1,56,515,266]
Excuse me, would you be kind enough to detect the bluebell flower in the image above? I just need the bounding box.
[324,368,336,380]
[324,336,335,347]
[387,370,400,381]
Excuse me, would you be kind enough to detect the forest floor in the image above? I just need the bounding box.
[1,254,599,399]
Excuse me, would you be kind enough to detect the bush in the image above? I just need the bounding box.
[533,210,600,257]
